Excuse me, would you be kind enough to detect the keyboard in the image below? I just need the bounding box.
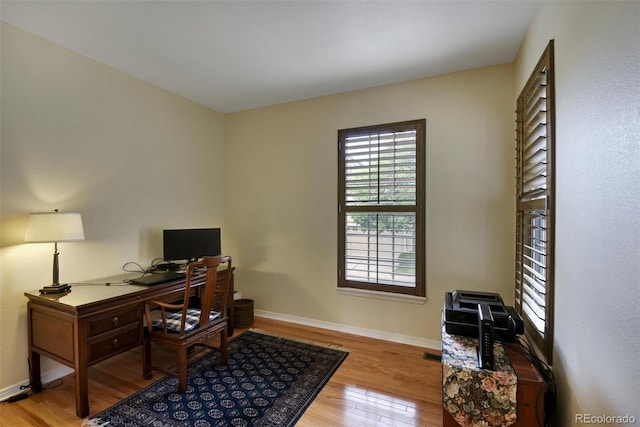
[129,271,185,286]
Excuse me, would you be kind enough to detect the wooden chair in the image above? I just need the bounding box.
[143,255,232,392]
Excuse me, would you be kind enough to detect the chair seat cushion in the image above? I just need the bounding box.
[152,308,221,333]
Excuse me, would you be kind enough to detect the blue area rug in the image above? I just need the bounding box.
[83,330,347,427]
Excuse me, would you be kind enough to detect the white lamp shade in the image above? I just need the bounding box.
[25,212,85,243]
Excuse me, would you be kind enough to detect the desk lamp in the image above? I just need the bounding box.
[25,209,85,293]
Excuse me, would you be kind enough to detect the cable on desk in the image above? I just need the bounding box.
[123,259,178,275]
[150,257,166,268]
[67,280,131,287]
[122,261,147,274]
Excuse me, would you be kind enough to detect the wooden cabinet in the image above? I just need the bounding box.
[500,343,546,426]
[442,335,545,427]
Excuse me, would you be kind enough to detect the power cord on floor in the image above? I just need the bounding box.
[1,378,64,404]
[0,360,65,404]
[1,391,29,403]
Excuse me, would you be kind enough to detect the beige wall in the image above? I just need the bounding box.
[515,1,640,424]
[10,7,634,420]
[0,23,225,392]
[224,64,516,345]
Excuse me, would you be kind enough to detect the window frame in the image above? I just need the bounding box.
[515,40,555,363]
[337,119,426,297]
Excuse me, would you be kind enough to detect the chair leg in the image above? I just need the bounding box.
[142,337,152,380]
[178,347,188,393]
[220,327,228,364]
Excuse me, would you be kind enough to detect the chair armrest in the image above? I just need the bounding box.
[144,300,186,333]
[150,301,183,311]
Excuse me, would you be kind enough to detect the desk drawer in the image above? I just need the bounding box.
[87,325,141,363]
[86,307,140,338]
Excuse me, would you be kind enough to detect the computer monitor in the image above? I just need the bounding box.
[163,228,221,263]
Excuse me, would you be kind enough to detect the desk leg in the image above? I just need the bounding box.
[74,322,89,417]
[227,270,235,337]
[28,351,42,392]
[227,306,234,337]
[74,362,89,417]
[27,304,43,393]
[220,325,228,364]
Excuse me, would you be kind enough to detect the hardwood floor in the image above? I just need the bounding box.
[0,317,444,426]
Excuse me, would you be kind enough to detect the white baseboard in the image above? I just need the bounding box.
[254,309,441,350]
[0,365,73,402]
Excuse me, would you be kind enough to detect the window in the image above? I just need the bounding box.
[338,119,425,297]
[515,40,555,363]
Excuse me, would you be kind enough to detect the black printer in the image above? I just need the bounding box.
[444,290,524,342]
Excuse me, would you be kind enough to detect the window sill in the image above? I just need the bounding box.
[336,287,426,304]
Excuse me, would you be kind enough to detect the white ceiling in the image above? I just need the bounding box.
[0,0,539,113]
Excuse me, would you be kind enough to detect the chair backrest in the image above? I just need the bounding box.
[183,255,232,329]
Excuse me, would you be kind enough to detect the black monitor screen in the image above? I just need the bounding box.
[163,228,221,262]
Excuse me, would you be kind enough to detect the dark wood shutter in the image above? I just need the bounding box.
[515,40,555,363]
[338,120,425,296]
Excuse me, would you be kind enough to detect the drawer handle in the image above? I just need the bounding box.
[112,338,119,347]
[112,317,119,327]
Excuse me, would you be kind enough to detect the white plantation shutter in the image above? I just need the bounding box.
[338,120,425,296]
[515,40,555,363]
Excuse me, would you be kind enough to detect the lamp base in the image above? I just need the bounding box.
[39,284,71,294]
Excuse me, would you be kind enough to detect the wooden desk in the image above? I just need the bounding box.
[24,268,234,418]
